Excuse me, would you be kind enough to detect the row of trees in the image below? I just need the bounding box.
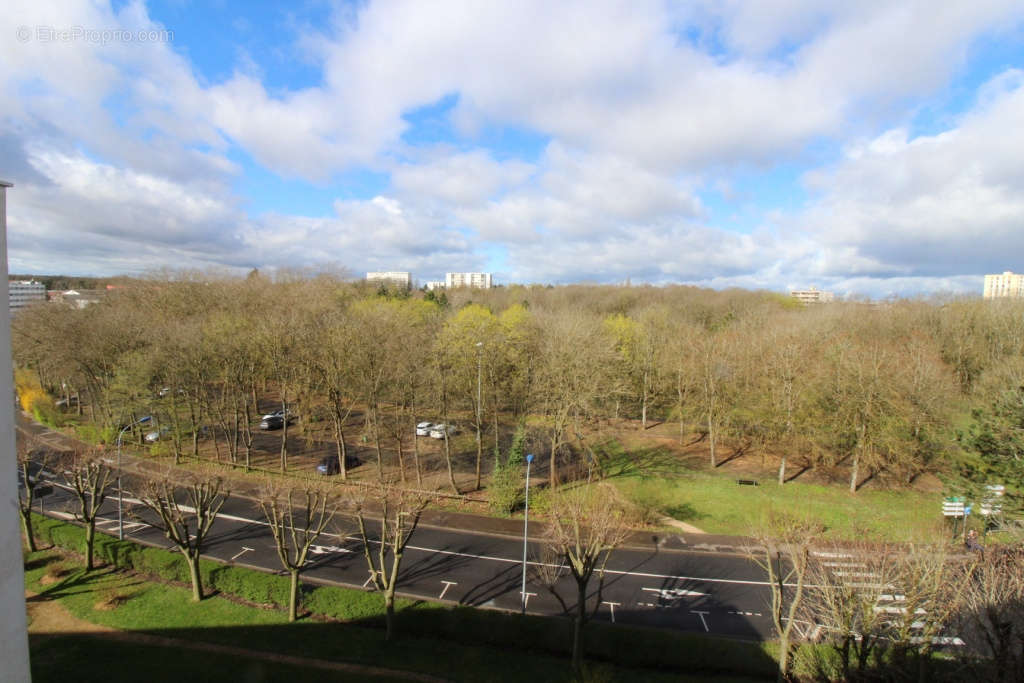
[19,438,630,670]
[13,274,1024,499]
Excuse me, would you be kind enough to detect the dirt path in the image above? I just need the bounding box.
[25,591,448,682]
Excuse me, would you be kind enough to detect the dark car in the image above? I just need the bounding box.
[316,454,359,475]
[259,415,284,430]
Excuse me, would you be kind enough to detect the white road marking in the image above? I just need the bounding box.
[309,544,353,555]
[231,547,255,561]
[642,587,706,600]
[520,591,536,608]
[602,601,620,623]
[691,610,710,632]
[439,580,457,600]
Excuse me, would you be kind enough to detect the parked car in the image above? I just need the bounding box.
[429,423,459,439]
[260,415,284,430]
[144,426,171,443]
[416,421,439,436]
[316,454,360,475]
[261,409,292,421]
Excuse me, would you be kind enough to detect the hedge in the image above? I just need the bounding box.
[31,513,776,679]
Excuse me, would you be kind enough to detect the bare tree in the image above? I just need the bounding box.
[137,476,229,601]
[354,486,428,640]
[260,484,337,621]
[17,436,53,552]
[62,449,113,571]
[955,544,1024,683]
[804,540,903,679]
[748,511,822,682]
[544,485,630,673]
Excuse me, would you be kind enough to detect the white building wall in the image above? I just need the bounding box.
[0,181,31,682]
[9,280,45,313]
[366,271,412,289]
[445,272,492,289]
[983,271,1024,298]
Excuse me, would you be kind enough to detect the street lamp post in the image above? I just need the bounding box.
[117,415,151,540]
[521,453,534,615]
[475,341,483,477]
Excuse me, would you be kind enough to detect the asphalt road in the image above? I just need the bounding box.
[17,410,784,641]
[26,465,777,641]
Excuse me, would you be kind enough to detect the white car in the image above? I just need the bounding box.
[429,423,459,439]
[416,421,438,437]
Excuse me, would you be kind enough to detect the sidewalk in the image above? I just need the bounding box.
[17,412,752,555]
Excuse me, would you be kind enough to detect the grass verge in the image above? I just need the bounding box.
[28,515,775,681]
[614,469,945,541]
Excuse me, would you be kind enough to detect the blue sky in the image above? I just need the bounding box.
[2,1,1024,297]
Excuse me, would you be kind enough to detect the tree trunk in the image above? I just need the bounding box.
[333,417,348,481]
[475,419,482,492]
[572,579,587,672]
[187,552,203,601]
[384,592,395,641]
[850,451,860,493]
[372,403,383,481]
[549,432,560,489]
[85,521,96,571]
[641,370,648,430]
[708,413,717,468]
[442,429,459,495]
[395,404,406,484]
[280,398,289,473]
[778,454,787,485]
[21,508,36,552]
[289,569,299,622]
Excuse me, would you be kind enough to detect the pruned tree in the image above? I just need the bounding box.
[748,511,822,682]
[137,476,229,601]
[17,436,53,552]
[544,485,630,673]
[62,449,113,571]
[954,543,1024,683]
[354,486,428,640]
[260,484,337,621]
[884,541,971,680]
[804,539,902,679]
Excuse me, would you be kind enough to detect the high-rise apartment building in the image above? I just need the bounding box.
[789,286,834,304]
[8,280,45,314]
[366,271,412,289]
[445,272,492,289]
[424,281,445,291]
[983,271,1024,299]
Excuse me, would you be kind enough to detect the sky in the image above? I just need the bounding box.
[2,0,1023,298]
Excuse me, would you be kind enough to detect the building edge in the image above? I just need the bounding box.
[0,180,32,683]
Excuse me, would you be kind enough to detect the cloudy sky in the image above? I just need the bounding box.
[2,1,1023,297]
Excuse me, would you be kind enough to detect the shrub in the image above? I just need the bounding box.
[208,565,290,606]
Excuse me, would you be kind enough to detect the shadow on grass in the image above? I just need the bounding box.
[592,442,690,481]
[29,611,777,683]
[27,566,145,604]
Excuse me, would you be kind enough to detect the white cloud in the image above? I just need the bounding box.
[790,70,1024,279]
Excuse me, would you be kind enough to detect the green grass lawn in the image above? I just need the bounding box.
[25,550,766,682]
[614,470,947,541]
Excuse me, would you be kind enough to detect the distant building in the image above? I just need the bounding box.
[8,280,45,314]
[55,289,105,309]
[366,271,412,289]
[983,271,1024,299]
[424,280,445,291]
[790,286,834,304]
[446,272,492,289]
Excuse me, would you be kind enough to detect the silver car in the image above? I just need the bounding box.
[429,423,458,439]
[416,421,438,436]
